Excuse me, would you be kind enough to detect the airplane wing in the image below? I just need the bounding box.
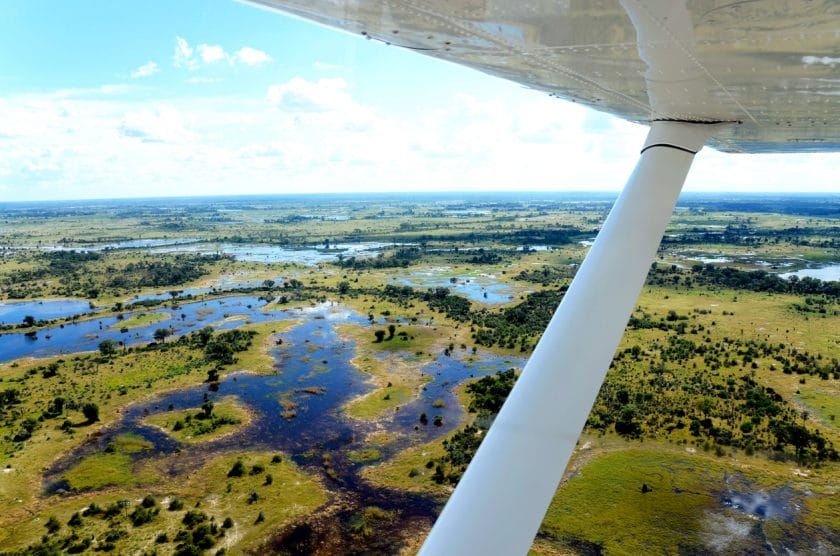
[247,0,840,153]
[243,1,839,554]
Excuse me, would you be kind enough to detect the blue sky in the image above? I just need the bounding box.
[0,0,837,201]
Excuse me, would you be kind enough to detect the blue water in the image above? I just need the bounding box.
[126,276,284,304]
[44,307,524,491]
[393,352,524,440]
[780,264,840,282]
[0,295,289,362]
[127,288,213,303]
[0,299,96,326]
[151,242,396,265]
[394,270,515,304]
[720,473,798,521]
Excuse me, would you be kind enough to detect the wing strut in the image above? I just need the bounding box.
[420,120,720,555]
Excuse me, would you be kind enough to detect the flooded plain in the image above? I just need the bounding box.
[40,303,524,552]
[393,268,517,304]
[151,242,399,265]
[0,299,97,326]
[0,295,284,362]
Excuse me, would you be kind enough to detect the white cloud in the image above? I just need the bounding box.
[172,37,271,71]
[130,61,160,79]
[1,82,838,202]
[197,44,228,65]
[235,47,272,66]
[173,37,196,70]
[119,106,198,143]
[266,77,352,112]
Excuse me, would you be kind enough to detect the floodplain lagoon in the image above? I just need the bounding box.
[0,192,837,554]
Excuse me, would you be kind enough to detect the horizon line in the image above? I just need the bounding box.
[2,189,839,205]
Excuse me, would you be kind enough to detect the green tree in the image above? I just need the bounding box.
[374,330,386,343]
[153,328,171,343]
[82,402,100,423]
[227,460,245,478]
[196,326,214,347]
[99,339,117,357]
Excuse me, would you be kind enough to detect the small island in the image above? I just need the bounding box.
[110,312,169,331]
[143,396,252,444]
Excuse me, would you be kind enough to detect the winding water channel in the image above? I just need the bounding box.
[0,295,283,362]
[4,298,523,552]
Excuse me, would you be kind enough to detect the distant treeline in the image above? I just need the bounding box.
[661,223,839,249]
[338,247,424,269]
[648,263,839,298]
[336,224,591,247]
[676,196,840,217]
[1,251,220,299]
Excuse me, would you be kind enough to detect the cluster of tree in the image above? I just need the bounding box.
[470,288,566,351]
[379,283,566,351]
[2,372,103,441]
[13,494,237,555]
[426,369,517,485]
[660,222,838,249]
[677,196,839,216]
[589,339,838,463]
[0,251,101,298]
[380,284,416,304]
[98,257,214,291]
[462,249,503,265]
[0,388,21,414]
[422,288,472,321]
[172,404,239,438]
[622,322,838,378]
[41,250,103,270]
[337,247,423,269]
[0,311,91,332]
[1,251,219,299]
[189,326,258,368]
[790,295,837,315]
[644,263,839,297]
[372,324,397,343]
[512,265,573,286]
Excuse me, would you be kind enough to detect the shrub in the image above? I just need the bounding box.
[227,460,245,478]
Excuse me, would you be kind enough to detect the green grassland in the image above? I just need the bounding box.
[110,311,169,330]
[143,396,252,444]
[62,433,160,491]
[0,319,303,535]
[0,249,227,303]
[535,441,839,554]
[0,345,212,512]
[337,322,439,421]
[360,380,484,494]
[0,451,327,554]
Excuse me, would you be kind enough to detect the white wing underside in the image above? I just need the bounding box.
[247,0,840,154]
